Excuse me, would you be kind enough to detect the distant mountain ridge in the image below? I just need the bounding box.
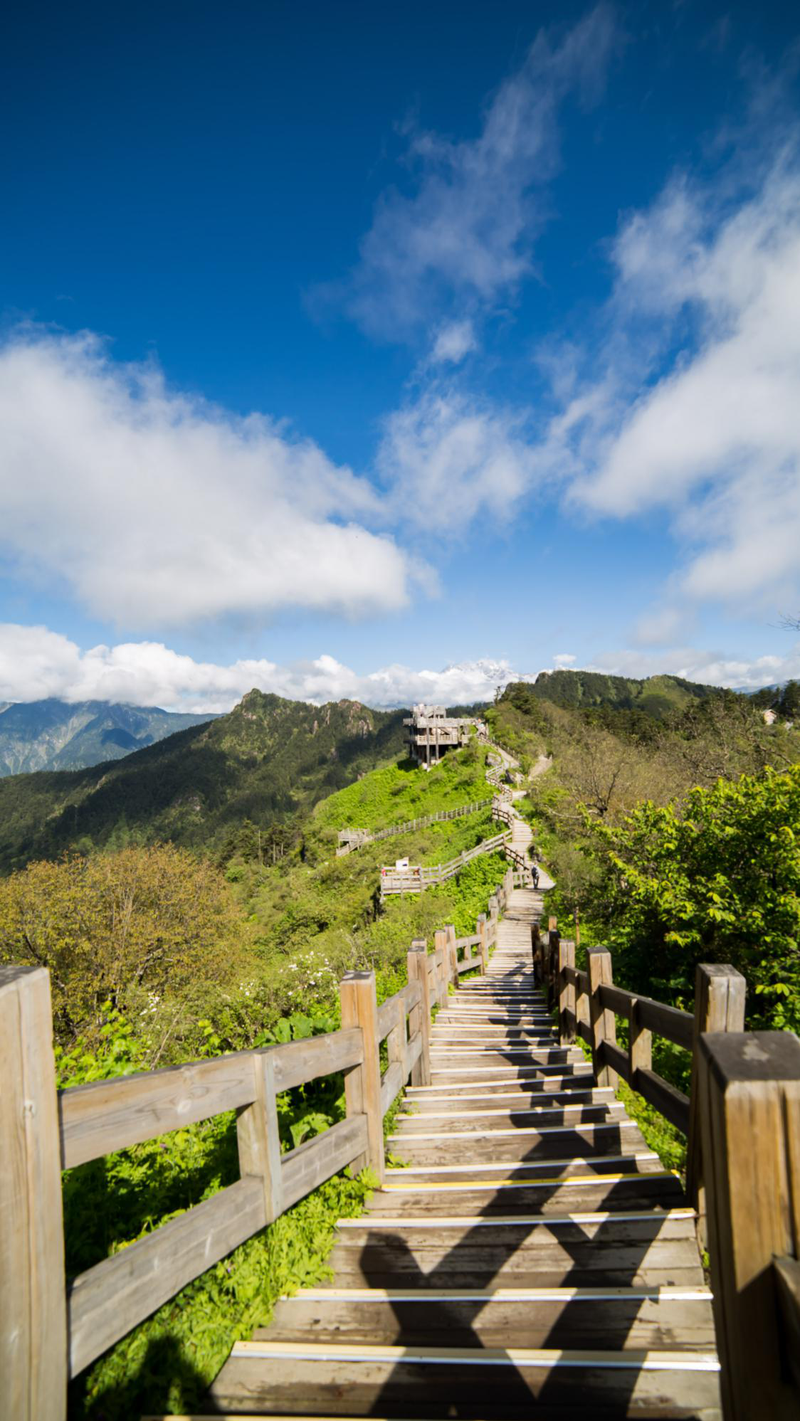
[0,689,407,872]
[523,669,721,719]
[0,699,216,776]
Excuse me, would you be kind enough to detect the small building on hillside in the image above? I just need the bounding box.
[404,704,486,768]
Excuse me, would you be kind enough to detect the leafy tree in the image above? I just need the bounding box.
[0,845,246,1041]
[587,765,800,1028]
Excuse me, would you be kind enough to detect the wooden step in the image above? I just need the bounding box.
[394,1103,625,1129]
[407,1086,615,1107]
[426,1068,594,1085]
[385,1151,662,1182]
[365,1175,685,1215]
[262,1285,717,1350]
[209,1340,721,1417]
[387,1122,642,1165]
[427,1069,590,1085]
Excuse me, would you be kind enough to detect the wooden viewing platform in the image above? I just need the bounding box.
[2,873,800,1420]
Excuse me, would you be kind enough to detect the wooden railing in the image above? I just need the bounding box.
[336,797,495,855]
[535,922,800,1421]
[379,829,511,897]
[0,878,508,1421]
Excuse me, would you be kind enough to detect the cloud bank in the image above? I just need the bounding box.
[0,624,795,715]
[0,625,523,711]
[0,330,421,629]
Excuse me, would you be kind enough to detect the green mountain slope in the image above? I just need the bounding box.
[0,698,215,775]
[0,690,406,873]
[528,669,720,718]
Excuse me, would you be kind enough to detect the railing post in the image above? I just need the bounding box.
[629,998,652,1090]
[407,941,431,1086]
[477,914,489,975]
[587,947,618,1089]
[504,867,513,900]
[387,994,407,1087]
[686,963,746,1240]
[697,1030,800,1421]
[432,928,448,1006]
[531,923,542,984]
[339,970,385,1185]
[0,966,67,1421]
[558,939,575,1045]
[545,930,560,1011]
[445,924,458,989]
[237,1050,283,1223]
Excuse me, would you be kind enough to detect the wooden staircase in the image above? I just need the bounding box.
[209,889,721,1418]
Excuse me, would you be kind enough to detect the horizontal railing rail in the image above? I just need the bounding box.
[0,873,511,1420]
[537,927,745,1150]
[380,829,511,897]
[336,797,495,855]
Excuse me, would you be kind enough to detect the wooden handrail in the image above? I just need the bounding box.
[697,1030,800,1420]
[537,928,746,1215]
[380,829,511,896]
[0,882,504,1417]
[337,795,495,855]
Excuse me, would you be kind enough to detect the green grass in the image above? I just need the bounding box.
[311,744,494,841]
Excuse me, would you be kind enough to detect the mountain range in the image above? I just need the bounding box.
[0,670,739,874]
[0,699,215,776]
[0,690,406,872]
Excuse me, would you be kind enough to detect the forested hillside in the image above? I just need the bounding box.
[488,678,800,1033]
[523,668,720,718]
[0,690,407,872]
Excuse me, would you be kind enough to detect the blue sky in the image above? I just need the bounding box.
[2,0,800,709]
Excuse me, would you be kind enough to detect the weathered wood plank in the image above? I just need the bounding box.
[237,1051,283,1223]
[380,1061,403,1116]
[67,1176,266,1377]
[281,1115,369,1211]
[271,1029,364,1094]
[686,962,746,1231]
[699,1030,800,1421]
[597,982,694,1051]
[340,972,384,1183]
[774,1255,800,1394]
[603,1041,631,1084]
[407,943,431,1088]
[629,998,652,1092]
[265,1289,717,1350]
[0,965,67,1421]
[558,940,576,1046]
[588,949,617,1090]
[59,1051,257,1169]
[377,988,410,1041]
[637,1067,690,1134]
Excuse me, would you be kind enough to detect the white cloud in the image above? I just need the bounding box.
[326,5,617,339]
[549,153,800,617]
[553,653,576,667]
[2,624,795,712]
[587,643,800,691]
[0,625,531,712]
[379,388,539,532]
[429,320,478,365]
[0,329,421,629]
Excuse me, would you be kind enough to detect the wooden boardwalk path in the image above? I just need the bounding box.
[210,889,721,1418]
